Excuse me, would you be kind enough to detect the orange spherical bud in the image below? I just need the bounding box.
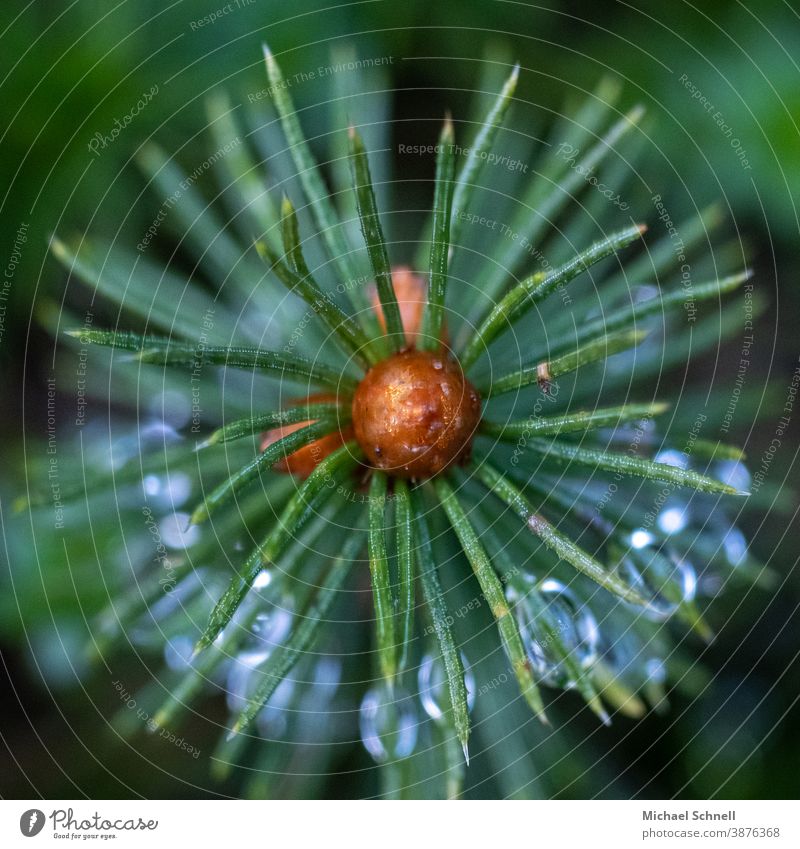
[259,394,351,479]
[351,350,481,479]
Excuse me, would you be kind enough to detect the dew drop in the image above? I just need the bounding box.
[226,647,273,713]
[255,675,297,739]
[630,528,655,549]
[252,569,271,590]
[657,505,688,535]
[131,571,204,644]
[714,459,751,493]
[722,526,748,567]
[645,657,667,685]
[252,607,293,646]
[418,652,475,721]
[148,389,192,430]
[307,657,342,704]
[359,684,418,763]
[108,434,140,470]
[632,284,659,303]
[643,656,670,711]
[225,605,294,712]
[164,634,195,671]
[297,658,343,738]
[699,573,724,597]
[654,448,689,469]
[159,512,200,549]
[143,471,192,510]
[620,548,696,620]
[509,578,599,687]
[140,421,183,448]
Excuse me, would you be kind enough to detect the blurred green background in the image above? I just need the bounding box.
[1,0,798,798]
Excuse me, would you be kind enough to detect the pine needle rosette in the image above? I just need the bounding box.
[37,46,768,799]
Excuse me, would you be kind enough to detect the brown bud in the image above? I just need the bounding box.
[352,349,481,479]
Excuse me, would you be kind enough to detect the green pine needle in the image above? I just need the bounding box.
[279,194,313,279]
[470,460,653,606]
[263,49,359,294]
[480,401,667,440]
[412,489,471,757]
[473,99,643,310]
[419,116,456,351]
[255,235,374,367]
[229,530,363,736]
[450,63,519,245]
[601,202,724,303]
[393,480,415,673]
[690,439,746,462]
[135,141,261,297]
[53,238,222,341]
[517,437,746,496]
[194,441,361,654]
[435,475,548,723]
[591,662,647,719]
[206,90,282,250]
[368,472,398,685]
[189,418,341,525]
[70,328,357,391]
[481,329,648,397]
[479,520,610,725]
[460,223,646,369]
[199,402,347,448]
[349,125,405,349]
[565,269,752,351]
